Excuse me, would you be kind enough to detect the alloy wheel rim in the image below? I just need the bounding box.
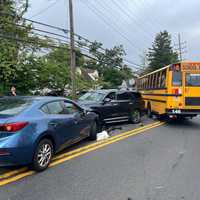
[37,143,52,168]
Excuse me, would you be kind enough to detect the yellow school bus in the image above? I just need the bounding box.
[137,61,200,119]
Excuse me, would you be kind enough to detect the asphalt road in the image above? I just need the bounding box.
[0,116,200,200]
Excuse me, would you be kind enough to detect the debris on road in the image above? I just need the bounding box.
[96,131,110,141]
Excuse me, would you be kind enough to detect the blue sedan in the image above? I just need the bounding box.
[0,96,99,171]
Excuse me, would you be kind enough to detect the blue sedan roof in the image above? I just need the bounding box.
[0,96,72,104]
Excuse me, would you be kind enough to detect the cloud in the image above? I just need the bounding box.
[26,0,200,67]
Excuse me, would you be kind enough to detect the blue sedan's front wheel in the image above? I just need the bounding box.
[89,121,98,140]
[32,139,53,172]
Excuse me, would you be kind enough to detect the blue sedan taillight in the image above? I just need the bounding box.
[0,122,29,132]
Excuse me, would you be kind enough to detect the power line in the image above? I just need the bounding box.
[80,0,142,53]
[1,11,143,66]
[4,22,144,69]
[110,0,153,41]
[0,33,98,61]
[121,0,162,35]
[95,0,149,47]
[0,33,142,70]
[0,11,143,69]
[30,0,60,19]
[5,21,70,41]
[135,0,164,30]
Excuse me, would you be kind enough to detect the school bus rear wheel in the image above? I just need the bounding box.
[147,103,152,118]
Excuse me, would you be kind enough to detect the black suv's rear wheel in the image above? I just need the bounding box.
[130,110,141,124]
[32,139,53,172]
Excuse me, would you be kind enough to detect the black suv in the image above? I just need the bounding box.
[78,89,144,125]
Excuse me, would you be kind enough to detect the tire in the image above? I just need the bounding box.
[89,121,98,140]
[147,104,152,118]
[130,109,141,124]
[32,139,53,172]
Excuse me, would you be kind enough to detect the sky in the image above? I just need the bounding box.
[25,0,200,70]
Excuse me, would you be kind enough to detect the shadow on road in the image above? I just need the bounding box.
[0,116,154,174]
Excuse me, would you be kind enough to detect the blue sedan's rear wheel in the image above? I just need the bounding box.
[32,139,53,172]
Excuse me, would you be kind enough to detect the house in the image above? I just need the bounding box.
[76,67,99,81]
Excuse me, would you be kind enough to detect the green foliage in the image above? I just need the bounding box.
[147,30,178,72]
[0,1,134,95]
[86,41,133,88]
[37,46,71,91]
[0,0,32,94]
[88,41,125,73]
[103,66,133,88]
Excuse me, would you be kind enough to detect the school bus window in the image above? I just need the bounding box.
[154,73,157,88]
[147,75,150,89]
[150,75,153,88]
[158,71,162,88]
[138,80,141,89]
[140,79,143,89]
[146,77,148,89]
[172,70,182,86]
[137,80,140,89]
[160,70,166,88]
[149,75,153,88]
[144,77,148,89]
[149,75,152,89]
[156,72,160,88]
[141,79,144,89]
[186,73,200,86]
[152,74,156,88]
[150,74,154,88]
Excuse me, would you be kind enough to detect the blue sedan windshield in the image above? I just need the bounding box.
[0,99,32,116]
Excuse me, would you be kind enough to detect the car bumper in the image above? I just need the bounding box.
[0,147,34,167]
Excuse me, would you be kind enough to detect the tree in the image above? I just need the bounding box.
[86,41,133,88]
[88,41,125,74]
[102,66,133,88]
[33,44,86,93]
[147,30,178,72]
[0,0,31,94]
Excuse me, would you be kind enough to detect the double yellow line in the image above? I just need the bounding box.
[0,121,165,186]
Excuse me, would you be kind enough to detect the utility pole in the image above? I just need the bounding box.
[178,33,182,61]
[69,0,76,99]
[174,33,187,62]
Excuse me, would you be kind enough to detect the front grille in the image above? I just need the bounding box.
[185,97,200,106]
